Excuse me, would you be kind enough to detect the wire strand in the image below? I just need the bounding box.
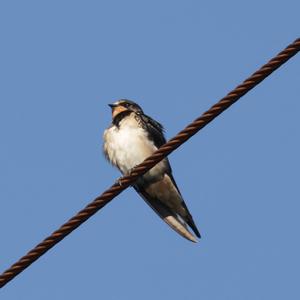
[0,38,299,288]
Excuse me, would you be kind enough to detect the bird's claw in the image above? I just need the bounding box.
[128,165,138,176]
[115,166,139,187]
[115,177,123,186]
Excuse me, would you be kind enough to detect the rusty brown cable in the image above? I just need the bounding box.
[1,38,299,288]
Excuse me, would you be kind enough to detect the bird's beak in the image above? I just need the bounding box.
[108,103,116,109]
[108,103,127,118]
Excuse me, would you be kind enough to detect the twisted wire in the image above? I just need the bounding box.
[0,38,299,288]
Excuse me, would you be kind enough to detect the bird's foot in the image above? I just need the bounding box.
[115,167,139,187]
[128,165,139,176]
[115,177,123,186]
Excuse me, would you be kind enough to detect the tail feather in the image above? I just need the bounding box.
[134,185,198,242]
[167,173,201,238]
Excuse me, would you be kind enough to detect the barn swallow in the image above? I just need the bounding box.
[103,99,200,242]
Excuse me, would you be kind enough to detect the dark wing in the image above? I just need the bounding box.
[138,113,175,172]
[135,113,201,240]
[167,173,201,238]
[138,113,166,148]
[134,184,198,242]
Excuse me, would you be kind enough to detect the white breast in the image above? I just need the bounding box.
[104,114,167,180]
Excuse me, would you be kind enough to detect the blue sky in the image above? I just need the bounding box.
[0,1,299,299]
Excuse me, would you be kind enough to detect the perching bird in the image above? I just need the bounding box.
[103,99,200,242]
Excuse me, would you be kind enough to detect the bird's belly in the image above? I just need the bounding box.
[105,126,167,181]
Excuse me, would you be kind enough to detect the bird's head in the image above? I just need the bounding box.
[108,99,143,118]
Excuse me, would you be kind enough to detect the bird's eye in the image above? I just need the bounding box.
[124,103,130,108]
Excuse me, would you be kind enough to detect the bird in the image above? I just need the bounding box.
[103,99,200,242]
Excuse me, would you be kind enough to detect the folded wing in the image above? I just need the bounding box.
[134,173,200,242]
